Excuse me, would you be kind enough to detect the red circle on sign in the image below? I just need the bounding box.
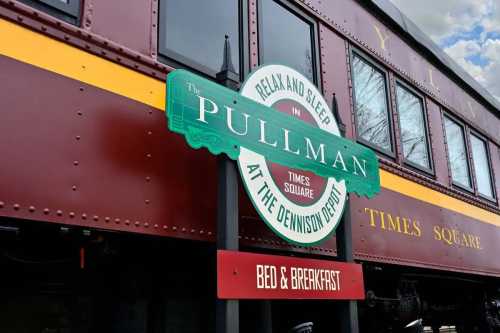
[267,99,327,206]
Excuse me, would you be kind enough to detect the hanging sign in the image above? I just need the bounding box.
[166,65,380,246]
[217,250,364,300]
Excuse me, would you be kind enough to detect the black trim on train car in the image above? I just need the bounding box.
[157,0,249,83]
[17,0,80,25]
[257,0,322,89]
[394,78,435,177]
[348,46,396,160]
[442,112,475,195]
[469,129,497,203]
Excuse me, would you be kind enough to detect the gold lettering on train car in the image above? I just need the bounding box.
[363,208,421,238]
[373,25,390,50]
[467,101,476,119]
[432,225,482,250]
[428,68,439,90]
[386,213,401,233]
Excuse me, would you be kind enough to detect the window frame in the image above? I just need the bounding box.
[157,0,249,81]
[394,79,434,175]
[442,112,474,193]
[18,0,81,25]
[469,130,497,202]
[349,47,395,159]
[257,0,322,87]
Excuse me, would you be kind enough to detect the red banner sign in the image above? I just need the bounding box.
[217,250,365,300]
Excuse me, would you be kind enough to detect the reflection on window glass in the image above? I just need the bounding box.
[396,84,430,169]
[159,0,239,75]
[352,55,391,152]
[444,117,471,188]
[470,135,494,198]
[260,0,315,81]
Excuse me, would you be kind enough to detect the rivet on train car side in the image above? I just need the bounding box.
[57,210,63,216]
[0,201,4,208]
[134,221,140,226]
[105,217,110,223]
[28,206,35,212]
[43,208,50,215]
[114,218,120,224]
[144,222,149,227]
[13,204,20,210]
[145,199,150,204]
[73,161,79,166]
[82,214,87,220]
[124,219,130,225]
[69,212,75,218]
[163,225,168,230]
[172,226,177,231]
[93,215,99,221]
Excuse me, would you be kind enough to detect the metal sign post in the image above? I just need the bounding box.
[215,36,240,333]
[333,93,360,333]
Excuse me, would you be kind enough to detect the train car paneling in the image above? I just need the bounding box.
[318,24,353,138]
[294,0,499,143]
[0,14,499,276]
[351,188,500,276]
[85,0,154,56]
[0,53,216,241]
[425,98,449,184]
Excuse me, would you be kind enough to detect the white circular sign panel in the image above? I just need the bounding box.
[238,65,347,246]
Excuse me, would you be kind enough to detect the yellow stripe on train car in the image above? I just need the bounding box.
[0,18,499,227]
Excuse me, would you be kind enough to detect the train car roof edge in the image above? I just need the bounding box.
[368,0,500,116]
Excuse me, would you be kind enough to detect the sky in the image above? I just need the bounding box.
[390,0,500,101]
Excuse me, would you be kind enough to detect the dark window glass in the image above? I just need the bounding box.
[470,134,494,198]
[396,84,431,170]
[17,0,81,25]
[443,117,471,188]
[159,0,240,76]
[260,0,315,81]
[352,54,392,152]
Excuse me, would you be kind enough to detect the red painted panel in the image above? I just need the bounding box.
[319,24,353,139]
[0,55,215,240]
[217,250,364,299]
[351,188,500,276]
[89,0,152,56]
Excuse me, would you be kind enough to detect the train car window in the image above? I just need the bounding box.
[351,53,393,154]
[158,0,240,77]
[395,83,432,171]
[259,0,316,82]
[17,0,81,25]
[443,116,472,189]
[470,134,495,199]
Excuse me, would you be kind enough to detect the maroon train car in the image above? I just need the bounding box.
[0,0,499,332]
